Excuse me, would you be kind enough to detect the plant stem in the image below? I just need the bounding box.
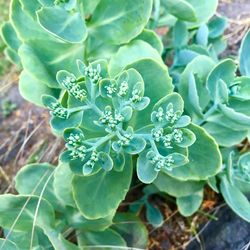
[87,133,115,151]
[197,103,218,126]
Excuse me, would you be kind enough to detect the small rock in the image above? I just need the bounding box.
[187,206,250,250]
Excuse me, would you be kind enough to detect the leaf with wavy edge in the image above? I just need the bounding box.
[72,156,133,219]
[166,124,222,181]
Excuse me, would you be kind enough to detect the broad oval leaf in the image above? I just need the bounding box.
[166,124,222,181]
[66,207,114,231]
[109,40,163,77]
[15,163,62,210]
[176,190,203,216]
[37,6,87,43]
[154,172,204,197]
[111,213,148,249]
[19,39,84,88]
[72,156,133,219]
[19,71,60,107]
[179,55,216,120]
[0,238,18,250]
[186,0,218,28]
[126,59,174,129]
[0,194,55,231]
[240,30,250,76]
[135,29,163,54]
[146,203,164,228]
[1,21,21,52]
[162,0,197,22]
[88,0,153,45]
[220,175,250,222]
[53,163,75,207]
[137,151,158,184]
[203,121,248,147]
[207,59,236,100]
[77,229,127,249]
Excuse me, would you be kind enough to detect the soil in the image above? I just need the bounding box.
[0,1,250,250]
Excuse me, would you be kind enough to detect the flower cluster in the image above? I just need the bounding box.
[147,151,174,171]
[99,106,124,130]
[117,132,133,147]
[48,102,69,119]
[155,104,181,124]
[130,89,142,103]
[152,128,184,148]
[151,101,186,149]
[66,133,86,160]
[105,82,117,97]
[84,64,102,83]
[84,151,98,169]
[62,76,87,101]
[117,81,129,97]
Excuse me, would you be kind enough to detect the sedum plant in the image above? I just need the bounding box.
[1,0,250,248]
[40,57,222,220]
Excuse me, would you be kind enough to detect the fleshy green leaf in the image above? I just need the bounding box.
[72,156,133,219]
[1,21,21,52]
[230,77,250,100]
[146,203,164,228]
[137,151,158,184]
[207,176,219,193]
[37,6,87,43]
[167,124,222,181]
[97,152,113,171]
[88,0,153,45]
[173,21,188,49]
[77,229,127,249]
[19,71,60,107]
[179,55,216,121]
[186,73,204,119]
[154,172,204,197]
[53,163,75,207]
[126,59,174,129]
[240,30,250,76]
[208,16,227,39]
[111,213,148,249]
[109,40,163,77]
[218,104,250,127]
[203,120,248,147]
[111,152,126,172]
[66,207,114,231]
[186,0,218,28]
[162,0,197,22]
[207,59,236,101]
[196,24,209,46]
[153,92,184,114]
[177,128,196,147]
[123,137,146,155]
[50,111,83,135]
[176,190,203,216]
[0,238,18,250]
[135,29,163,54]
[79,0,101,16]
[15,163,62,210]
[19,40,84,88]
[0,194,55,231]
[220,175,250,222]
